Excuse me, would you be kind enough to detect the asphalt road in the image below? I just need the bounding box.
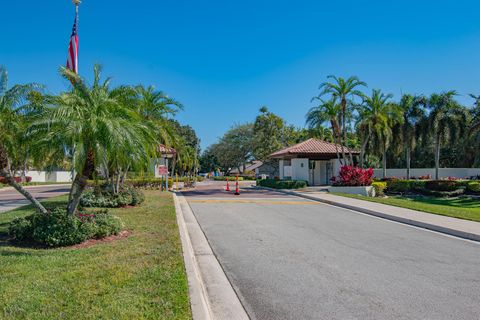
[184,182,480,320]
[0,185,70,213]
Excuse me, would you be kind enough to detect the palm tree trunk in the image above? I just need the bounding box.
[331,121,345,165]
[382,145,387,179]
[360,132,370,168]
[0,168,48,214]
[435,134,441,180]
[406,145,411,179]
[67,150,94,215]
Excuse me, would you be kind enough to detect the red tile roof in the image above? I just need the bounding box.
[158,144,176,155]
[269,138,359,158]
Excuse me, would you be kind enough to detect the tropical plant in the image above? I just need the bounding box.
[306,97,344,162]
[252,106,287,161]
[35,65,156,215]
[315,75,366,164]
[0,66,47,214]
[423,91,467,180]
[357,89,403,177]
[396,94,425,178]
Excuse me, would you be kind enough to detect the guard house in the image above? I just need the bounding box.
[152,144,176,178]
[269,138,359,186]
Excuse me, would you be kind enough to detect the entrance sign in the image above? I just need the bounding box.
[158,165,168,176]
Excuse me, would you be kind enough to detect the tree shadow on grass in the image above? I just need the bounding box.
[407,196,480,209]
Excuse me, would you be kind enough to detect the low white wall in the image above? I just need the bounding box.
[25,171,72,183]
[373,168,480,179]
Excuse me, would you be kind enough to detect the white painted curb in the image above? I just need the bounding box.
[173,193,250,320]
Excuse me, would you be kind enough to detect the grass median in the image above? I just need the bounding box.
[332,193,480,222]
[0,191,191,320]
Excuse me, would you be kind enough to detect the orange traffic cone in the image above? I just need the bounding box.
[234,176,240,195]
[226,178,230,191]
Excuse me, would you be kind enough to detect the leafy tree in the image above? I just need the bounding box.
[209,123,254,174]
[0,66,48,214]
[253,107,287,161]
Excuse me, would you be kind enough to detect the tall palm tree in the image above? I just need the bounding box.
[36,65,156,214]
[398,94,425,179]
[425,91,467,180]
[0,66,47,214]
[316,75,366,164]
[306,97,344,163]
[357,89,402,177]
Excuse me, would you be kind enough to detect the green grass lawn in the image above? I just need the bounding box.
[0,191,191,320]
[332,193,480,222]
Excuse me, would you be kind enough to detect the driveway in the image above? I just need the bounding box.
[0,185,70,213]
[184,182,480,320]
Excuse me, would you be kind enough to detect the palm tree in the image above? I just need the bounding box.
[316,75,366,164]
[425,91,467,180]
[357,89,402,177]
[37,65,156,214]
[306,97,344,163]
[0,66,48,214]
[398,94,425,179]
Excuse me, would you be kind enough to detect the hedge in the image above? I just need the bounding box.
[467,181,480,194]
[257,179,307,189]
[212,176,244,181]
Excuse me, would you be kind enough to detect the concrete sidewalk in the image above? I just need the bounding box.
[259,187,480,242]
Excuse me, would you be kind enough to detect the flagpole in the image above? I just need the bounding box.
[71,0,80,185]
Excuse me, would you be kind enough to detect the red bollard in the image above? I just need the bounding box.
[226,178,230,192]
[234,176,240,195]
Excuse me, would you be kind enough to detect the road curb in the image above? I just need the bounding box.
[173,193,250,320]
[255,186,480,242]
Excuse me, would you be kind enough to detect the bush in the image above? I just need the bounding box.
[372,181,387,197]
[386,180,426,193]
[213,176,244,181]
[8,207,123,247]
[467,181,480,194]
[80,187,145,208]
[0,176,32,184]
[257,179,307,189]
[425,180,461,192]
[331,166,373,186]
[418,188,465,198]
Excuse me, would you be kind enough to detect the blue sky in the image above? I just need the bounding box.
[2,1,480,149]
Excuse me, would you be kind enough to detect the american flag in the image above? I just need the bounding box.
[66,8,79,74]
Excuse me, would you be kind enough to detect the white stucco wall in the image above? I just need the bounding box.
[279,160,285,179]
[291,158,309,182]
[373,168,480,179]
[23,171,72,183]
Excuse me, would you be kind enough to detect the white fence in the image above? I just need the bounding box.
[25,171,73,183]
[373,168,480,179]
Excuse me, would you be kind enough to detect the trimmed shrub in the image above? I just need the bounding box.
[8,207,123,247]
[418,188,465,198]
[331,166,373,186]
[80,187,145,208]
[213,176,244,181]
[467,181,480,194]
[425,180,461,192]
[372,181,387,197]
[386,180,426,193]
[257,179,307,189]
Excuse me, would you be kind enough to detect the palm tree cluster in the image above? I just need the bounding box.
[0,65,194,215]
[307,76,480,180]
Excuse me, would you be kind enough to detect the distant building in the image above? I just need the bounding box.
[269,138,359,186]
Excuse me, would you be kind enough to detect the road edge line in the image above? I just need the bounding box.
[255,186,480,242]
[173,192,250,320]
